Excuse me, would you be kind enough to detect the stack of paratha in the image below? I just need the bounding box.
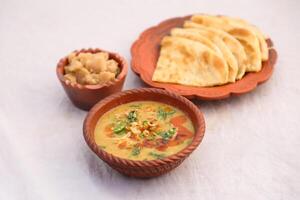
[152,14,269,87]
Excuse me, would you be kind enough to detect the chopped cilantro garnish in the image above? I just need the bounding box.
[146,134,155,141]
[157,107,176,120]
[127,110,137,123]
[149,152,165,159]
[158,127,176,140]
[113,121,126,134]
[131,146,141,156]
[139,132,145,138]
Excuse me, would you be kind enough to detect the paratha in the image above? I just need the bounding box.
[171,27,238,82]
[152,36,228,87]
[218,15,269,61]
[191,15,262,72]
[170,28,223,57]
[183,21,248,79]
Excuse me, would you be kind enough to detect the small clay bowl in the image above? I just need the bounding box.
[83,88,205,178]
[56,48,128,110]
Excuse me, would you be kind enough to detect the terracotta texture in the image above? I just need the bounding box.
[83,88,205,178]
[56,48,128,110]
[131,16,278,100]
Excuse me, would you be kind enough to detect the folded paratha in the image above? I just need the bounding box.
[184,21,247,79]
[171,27,238,82]
[170,28,223,57]
[152,36,229,87]
[218,15,269,61]
[191,15,262,72]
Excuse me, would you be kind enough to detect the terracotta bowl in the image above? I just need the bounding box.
[83,88,205,178]
[131,15,278,100]
[56,48,128,110]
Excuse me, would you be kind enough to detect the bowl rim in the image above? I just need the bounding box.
[83,88,205,168]
[56,48,128,90]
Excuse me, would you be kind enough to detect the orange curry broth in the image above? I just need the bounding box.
[94,101,195,161]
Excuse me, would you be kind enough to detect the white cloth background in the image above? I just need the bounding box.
[1,0,300,199]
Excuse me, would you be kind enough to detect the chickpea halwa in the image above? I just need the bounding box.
[64,52,120,85]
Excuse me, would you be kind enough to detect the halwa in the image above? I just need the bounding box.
[64,52,120,85]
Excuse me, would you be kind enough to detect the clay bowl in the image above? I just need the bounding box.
[56,48,128,110]
[83,88,205,178]
[131,15,278,100]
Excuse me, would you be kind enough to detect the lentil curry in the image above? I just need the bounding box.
[94,101,195,161]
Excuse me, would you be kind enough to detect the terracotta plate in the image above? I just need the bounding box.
[131,16,278,100]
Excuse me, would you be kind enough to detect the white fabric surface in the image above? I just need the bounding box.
[1,0,300,199]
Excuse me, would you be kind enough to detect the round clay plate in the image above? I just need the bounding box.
[131,15,278,100]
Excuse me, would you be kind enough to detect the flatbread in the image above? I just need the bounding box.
[218,15,269,61]
[152,36,228,87]
[191,15,262,72]
[171,27,238,82]
[184,21,247,79]
[170,28,224,57]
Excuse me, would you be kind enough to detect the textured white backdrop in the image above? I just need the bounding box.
[1,0,300,199]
